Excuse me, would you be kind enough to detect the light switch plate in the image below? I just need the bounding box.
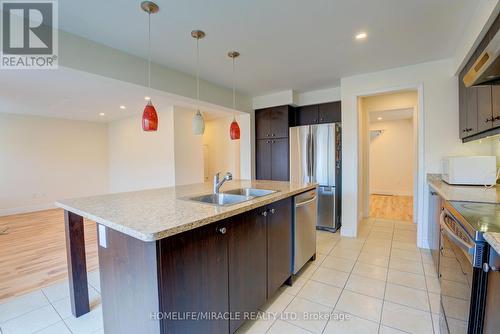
[98,224,107,248]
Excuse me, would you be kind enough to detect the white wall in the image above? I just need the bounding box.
[0,113,108,215]
[107,108,176,193]
[203,117,241,181]
[173,107,204,186]
[369,119,414,196]
[340,58,492,242]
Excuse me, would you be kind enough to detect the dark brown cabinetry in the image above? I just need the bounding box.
[255,106,291,181]
[255,105,292,139]
[295,101,341,126]
[266,198,292,296]
[228,209,267,333]
[458,13,500,142]
[158,222,229,334]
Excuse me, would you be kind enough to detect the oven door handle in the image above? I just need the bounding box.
[440,210,475,255]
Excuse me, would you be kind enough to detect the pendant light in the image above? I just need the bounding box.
[141,1,159,132]
[191,30,206,135]
[228,51,241,140]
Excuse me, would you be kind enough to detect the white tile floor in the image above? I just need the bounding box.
[0,218,435,334]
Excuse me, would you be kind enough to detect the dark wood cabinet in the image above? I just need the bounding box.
[270,138,289,181]
[256,138,289,181]
[458,13,500,142]
[255,105,291,139]
[228,209,267,333]
[319,102,341,123]
[477,86,493,133]
[295,105,319,126]
[157,222,229,334]
[266,198,292,296]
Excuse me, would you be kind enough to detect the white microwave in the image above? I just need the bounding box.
[442,156,497,186]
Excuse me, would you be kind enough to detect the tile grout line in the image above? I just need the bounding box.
[377,221,394,334]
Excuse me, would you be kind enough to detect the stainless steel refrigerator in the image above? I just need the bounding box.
[289,123,341,232]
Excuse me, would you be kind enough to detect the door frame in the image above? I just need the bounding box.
[355,84,425,248]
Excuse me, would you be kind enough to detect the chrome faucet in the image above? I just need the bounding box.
[213,172,233,194]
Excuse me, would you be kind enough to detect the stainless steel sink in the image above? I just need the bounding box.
[184,188,277,206]
[186,193,250,206]
[223,188,276,197]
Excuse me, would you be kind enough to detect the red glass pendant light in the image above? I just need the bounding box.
[230,117,240,140]
[228,51,241,140]
[142,100,158,131]
[141,1,159,132]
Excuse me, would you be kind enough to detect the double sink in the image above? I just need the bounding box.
[186,188,277,206]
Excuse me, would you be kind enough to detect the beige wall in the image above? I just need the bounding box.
[369,119,414,196]
[0,113,109,215]
[203,117,241,182]
[107,108,176,193]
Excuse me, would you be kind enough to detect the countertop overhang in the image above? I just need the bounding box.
[56,180,317,242]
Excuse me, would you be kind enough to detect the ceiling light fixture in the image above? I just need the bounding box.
[119,105,126,110]
[355,32,367,40]
[191,30,206,135]
[144,96,151,101]
[377,116,382,120]
[141,1,159,132]
[99,113,105,116]
[228,51,241,140]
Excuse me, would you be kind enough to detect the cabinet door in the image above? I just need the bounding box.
[268,105,290,138]
[255,108,270,140]
[318,102,341,123]
[477,86,493,133]
[271,138,289,181]
[296,105,319,126]
[157,222,229,334]
[228,210,267,333]
[492,86,500,128]
[459,80,468,139]
[267,198,292,296]
[256,139,272,180]
[466,87,478,135]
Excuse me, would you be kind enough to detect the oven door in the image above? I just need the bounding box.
[439,210,474,334]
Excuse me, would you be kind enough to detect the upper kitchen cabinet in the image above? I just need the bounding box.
[459,14,500,142]
[294,102,341,126]
[255,105,292,139]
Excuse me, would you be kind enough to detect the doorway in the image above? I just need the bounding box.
[358,90,419,223]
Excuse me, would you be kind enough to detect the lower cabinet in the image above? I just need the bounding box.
[256,138,289,181]
[267,198,293,296]
[157,221,230,334]
[157,198,293,334]
[228,208,267,333]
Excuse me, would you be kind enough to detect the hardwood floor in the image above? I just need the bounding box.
[369,194,413,221]
[0,209,98,301]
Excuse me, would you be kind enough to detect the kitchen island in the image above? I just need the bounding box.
[56,180,317,334]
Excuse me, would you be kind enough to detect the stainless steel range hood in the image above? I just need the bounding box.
[463,29,500,87]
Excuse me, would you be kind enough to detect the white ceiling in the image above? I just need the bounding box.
[57,0,478,95]
[0,67,236,122]
[369,108,414,123]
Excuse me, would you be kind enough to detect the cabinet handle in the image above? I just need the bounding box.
[266,140,270,144]
[261,211,268,217]
[320,118,324,122]
[313,119,317,122]
[272,140,275,143]
[494,116,500,122]
[272,133,275,137]
[267,133,270,137]
[270,208,276,214]
[216,227,227,235]
[485,117,493,123]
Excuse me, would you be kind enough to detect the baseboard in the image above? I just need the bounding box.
[370,190,413,197]
[0,203,56,217]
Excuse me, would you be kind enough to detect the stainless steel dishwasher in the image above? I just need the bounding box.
[293,189,318,274]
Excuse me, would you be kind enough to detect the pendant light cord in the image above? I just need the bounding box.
[232,57,236,110]
[148,11,151,95]
[196,38,200,112]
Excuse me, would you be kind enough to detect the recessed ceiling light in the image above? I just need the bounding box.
[119,105,126,110]
[144,96,151,101]
[377,116,382,120]
[356,32,367,40]
[99,112,105,116]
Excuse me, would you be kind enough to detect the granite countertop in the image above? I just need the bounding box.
[484,232,500,254]
[56,180,317,242]
[427,174,500,203]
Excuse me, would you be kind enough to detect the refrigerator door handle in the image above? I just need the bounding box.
[310,130,315,182]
